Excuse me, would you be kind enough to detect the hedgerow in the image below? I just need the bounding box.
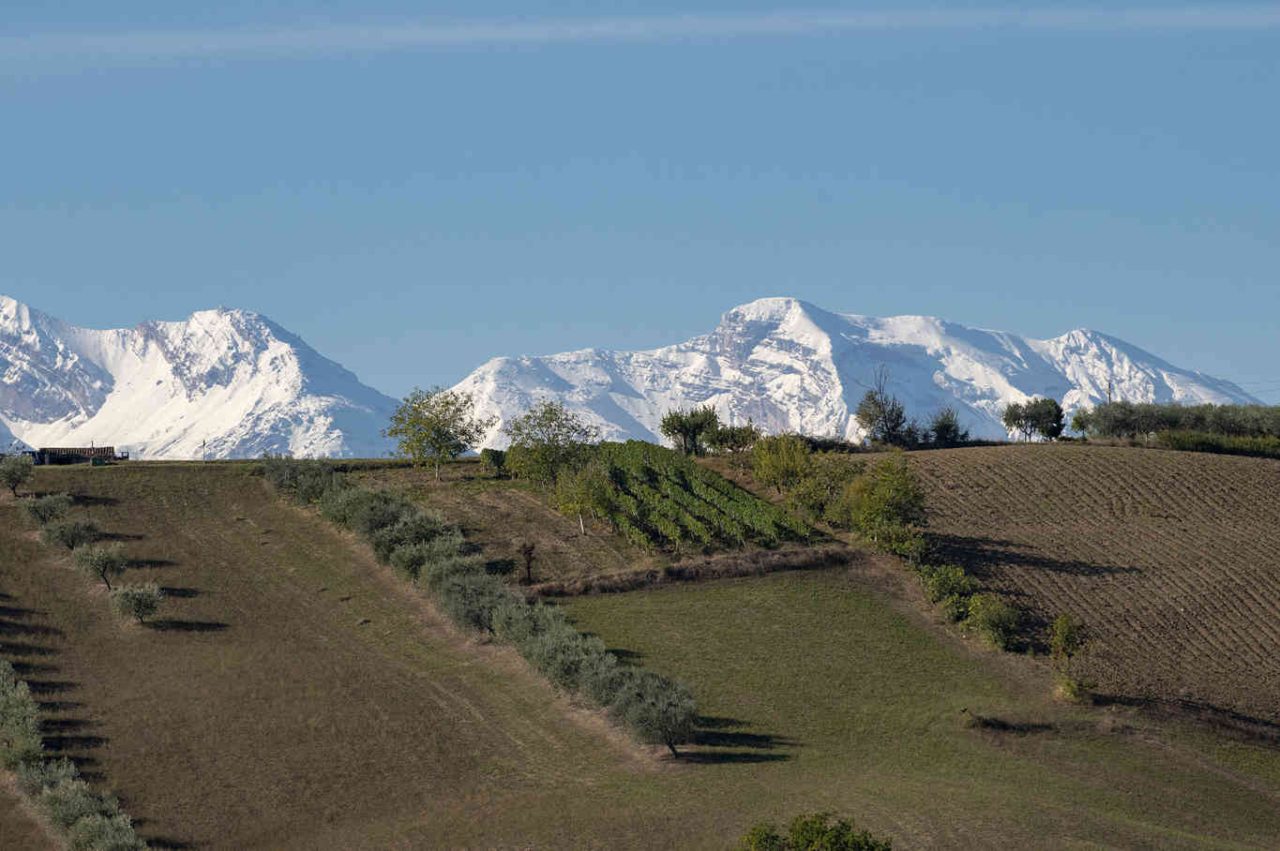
[0,659,145,849]
[261,458,699,754]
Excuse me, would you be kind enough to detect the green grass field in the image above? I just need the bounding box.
[1,463,1278,848]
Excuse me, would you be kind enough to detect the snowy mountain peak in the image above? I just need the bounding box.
[0,296,396,459]
[452,297,1259,448]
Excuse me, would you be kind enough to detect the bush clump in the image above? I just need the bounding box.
[739,812,893,850]
[0,660,43,769]
[23,493,74,525]
[0,453,35,497]
[965,593,1021,650]
[42,519,100,551]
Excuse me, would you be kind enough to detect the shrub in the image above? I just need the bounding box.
[421,553,486,593]
[37,778,120,830]
[609,670,697,756]
[966,593,1021,650]
[23,493,74,525]
[0,453,35,497]
[0,660,43,768]
[318,487,409,536]
[436,572,509,633]
[110,583,164,624]
[42,520,100,551]
[479,448,507,478]
[920,564,977,605]
[786,453,864,522]
[17,758,78,796]
[1049,613,1085,666]
[73,543,128,589]
[752,435,813,494]
[388,529,466,580]
[68,812,145,851]
[260,456,342,503]
[368,511,448,564]
[740,812,893,851]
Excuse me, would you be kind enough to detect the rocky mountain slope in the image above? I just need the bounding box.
[453,297,1258,447]
[0,295,396,459]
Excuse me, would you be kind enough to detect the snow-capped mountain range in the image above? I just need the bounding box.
[1,294,1258,459]
[456,297,1259,448]
[0,295,396,459]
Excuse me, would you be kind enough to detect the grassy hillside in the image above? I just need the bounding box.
[911,443,1280,728]
[2,461,1278,848]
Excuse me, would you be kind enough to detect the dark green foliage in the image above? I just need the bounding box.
[929,407,970,448]
[786,453,864,523]
[835,454,927,546]
[38,778,120,830]
[42,519,100,550]
[855,389,908,446]
[318,487,409,537]
[23,492,74,525]
[739,812,893,850]
[0,453,35,496]
[608,668,697,755]
[259,456,342,503]
[17,758,78,796]
[504,400,599,484]
[1003,398,1063,441]
[965,593,1021,650]
[1075,401,1280,441]
[918,564,978,621]
[706,420,762,455]
[479,447,507,477]
[1050,613,1086,669]
[0,659,43,768]
[659,405,722,456]
[752,434,813,494]
[388,529,465,580]
[1154,430,1280,460]
[368,511,448,564]
[68,812,146,851]
[110,583,164,624]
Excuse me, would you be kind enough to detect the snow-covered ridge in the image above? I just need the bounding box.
[0,295,396,459]
[452,296,1259,447]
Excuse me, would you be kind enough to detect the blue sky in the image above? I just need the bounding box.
[3,2,1278,401]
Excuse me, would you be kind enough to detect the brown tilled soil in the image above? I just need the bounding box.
[911,443,1280,729]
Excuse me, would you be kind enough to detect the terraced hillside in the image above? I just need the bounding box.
[912,444,1280,727]
[2,461,1279,848]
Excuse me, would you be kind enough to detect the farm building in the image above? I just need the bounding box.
[33,446,129,465]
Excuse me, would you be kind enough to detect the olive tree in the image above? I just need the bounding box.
[110,583,164,624]
[384,387,496,480]
[0,454,34,498]
[73,543,128,590]
[41,520,100,551]
[23,493,73,525]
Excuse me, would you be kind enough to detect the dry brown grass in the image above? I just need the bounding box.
[911,443,1280,728]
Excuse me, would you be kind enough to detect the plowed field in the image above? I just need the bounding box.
[912,444,1280,727]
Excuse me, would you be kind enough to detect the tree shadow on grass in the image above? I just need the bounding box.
[131,817,196,850]
[0,618,63,638]
[128,558,178,570]
[1092,694,1280,748]
[679,715,797,764]
[100,531,145,542]
[0,605,47,620]
[145,619,229,633]
[158,586,200,599]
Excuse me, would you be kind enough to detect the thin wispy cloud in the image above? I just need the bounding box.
[5,8,1280,70]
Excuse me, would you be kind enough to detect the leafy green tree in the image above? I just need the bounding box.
[965,593,1021,650]
[855,390,907,445]
[929,407,969,447]
[659,406,722,456]
[504,400,599,485]
[1002,402,1032,441]
[0,454,34,498]
[384,386,496,480]
[739,812,893,850]
[706,420,762,455]
[479,448,507,478]
[555,460,615,535]
[838,453,927,541]
[0,660,42,768]
[73,543,128,590]
[110,583,164,624]
[1026,398,1065,440]
[751,435,812,494]
[1050,613,1086,668]
[23,493,73,525]
[41,520,100,551]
